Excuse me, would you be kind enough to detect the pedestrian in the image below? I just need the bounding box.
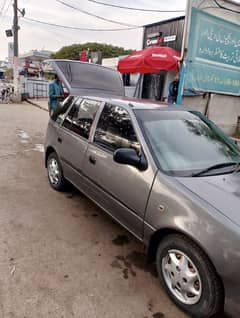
[168,73,180,104]
[122,73,130,86]
[48,74,64,116]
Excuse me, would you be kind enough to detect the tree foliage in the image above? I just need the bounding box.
[50,42,134,60]
[4,68,13,78]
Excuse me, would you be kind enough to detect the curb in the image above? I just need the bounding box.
[24,99,48,112]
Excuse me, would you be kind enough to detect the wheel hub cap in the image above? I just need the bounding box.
[48,158,60,185]
[162,249,202,305]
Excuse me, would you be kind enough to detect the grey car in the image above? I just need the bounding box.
[45,60,240,318]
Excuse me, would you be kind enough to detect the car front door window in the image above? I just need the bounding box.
[94,103,141,153]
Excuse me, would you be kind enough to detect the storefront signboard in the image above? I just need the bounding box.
[184,8,240,95]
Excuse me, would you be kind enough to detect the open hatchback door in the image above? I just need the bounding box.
[46,59,125,97]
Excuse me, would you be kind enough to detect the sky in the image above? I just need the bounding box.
[0,0,187,60]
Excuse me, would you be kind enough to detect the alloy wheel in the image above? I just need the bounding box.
[162,249,202,305]
[48,158,60,186]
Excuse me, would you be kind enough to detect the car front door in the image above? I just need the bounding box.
[82,103,156,240]
[58,97,102,188]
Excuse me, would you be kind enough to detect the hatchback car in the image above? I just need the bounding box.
[45,60,240,318]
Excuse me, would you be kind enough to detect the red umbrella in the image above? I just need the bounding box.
[118,46,181,74]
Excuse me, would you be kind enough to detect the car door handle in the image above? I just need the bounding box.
[89,155,96,165]
[57,137,62,143]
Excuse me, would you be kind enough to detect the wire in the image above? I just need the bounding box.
[87,0,185,12]
[22,16,142,31]
[56,0,139,27]
[0,0,11,26]
[196,0,209,8]
[213,0,240,13]
[0,0,8,17]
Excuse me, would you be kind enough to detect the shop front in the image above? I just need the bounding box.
[142,16,184,101]
[118,16,185,101]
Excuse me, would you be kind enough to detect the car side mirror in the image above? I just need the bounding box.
[113,148,148,171]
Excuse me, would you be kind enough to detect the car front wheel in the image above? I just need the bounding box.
[156,234,224,318]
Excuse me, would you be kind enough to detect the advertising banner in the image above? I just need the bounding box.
[79,51,88,62]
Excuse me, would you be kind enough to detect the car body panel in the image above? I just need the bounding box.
[82,142,156,238]
[176,174,240,226]
[45,61,240,317]
[144,171,240,317]
[45,120,62,159]
[56,97,103,187]
[46,102,240,316]
[80,102,158,238]
[58,126,89,188]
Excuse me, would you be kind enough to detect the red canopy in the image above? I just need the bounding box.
[118,46,181,74]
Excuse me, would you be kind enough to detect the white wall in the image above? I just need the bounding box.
[102,57,118,70]
[183,94,240,134]
[24,78,49,98]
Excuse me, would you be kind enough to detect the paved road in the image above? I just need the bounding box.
[0,102,188,318]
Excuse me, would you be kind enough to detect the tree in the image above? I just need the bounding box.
[50,42,134,60]
[4,68,13,79]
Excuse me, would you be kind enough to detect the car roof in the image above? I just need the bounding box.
[73,95,190,111]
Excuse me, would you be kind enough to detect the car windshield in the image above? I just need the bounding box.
[135,109,240,177]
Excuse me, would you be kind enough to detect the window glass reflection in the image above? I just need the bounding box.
[94,104,140,153]
[63,98,100,139]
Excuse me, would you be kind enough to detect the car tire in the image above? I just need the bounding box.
[47,152,67,191]
[156,234,224,318]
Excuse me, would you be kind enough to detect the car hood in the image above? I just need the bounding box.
[45,59,125,97]
[176,172,240,226]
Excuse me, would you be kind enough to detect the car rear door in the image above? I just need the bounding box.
[82,103,156,240]
[58,97,102,188]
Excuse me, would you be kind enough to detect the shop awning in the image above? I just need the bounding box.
[118,46,181,74]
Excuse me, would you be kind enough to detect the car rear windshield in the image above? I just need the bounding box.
[135,109,240,177]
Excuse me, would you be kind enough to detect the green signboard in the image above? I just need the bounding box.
[184,8,240,95]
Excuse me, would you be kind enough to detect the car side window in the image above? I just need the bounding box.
[62,98,81,130]
[94,103,140,153]
[63,98,101,139]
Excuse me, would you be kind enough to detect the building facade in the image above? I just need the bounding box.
[18,50,52,78]
[141,16,185,101]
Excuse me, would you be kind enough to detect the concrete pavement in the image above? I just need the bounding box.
[25,98,49,112]
[0,102,188,318]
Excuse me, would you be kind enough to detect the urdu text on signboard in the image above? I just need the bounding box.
[184,8,240,96]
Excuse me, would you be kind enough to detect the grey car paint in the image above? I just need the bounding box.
[58,98,103,189]
[45,61,240,317]
[81,105,157,239]
[45,98,240,318]
[143,171,240,317]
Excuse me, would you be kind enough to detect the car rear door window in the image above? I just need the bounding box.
[62,98,81,130]
[63,98,101,139]
[94,103,140,153]
[53,95,75,124]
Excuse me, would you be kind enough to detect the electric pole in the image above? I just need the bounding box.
[13,0,20,100]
